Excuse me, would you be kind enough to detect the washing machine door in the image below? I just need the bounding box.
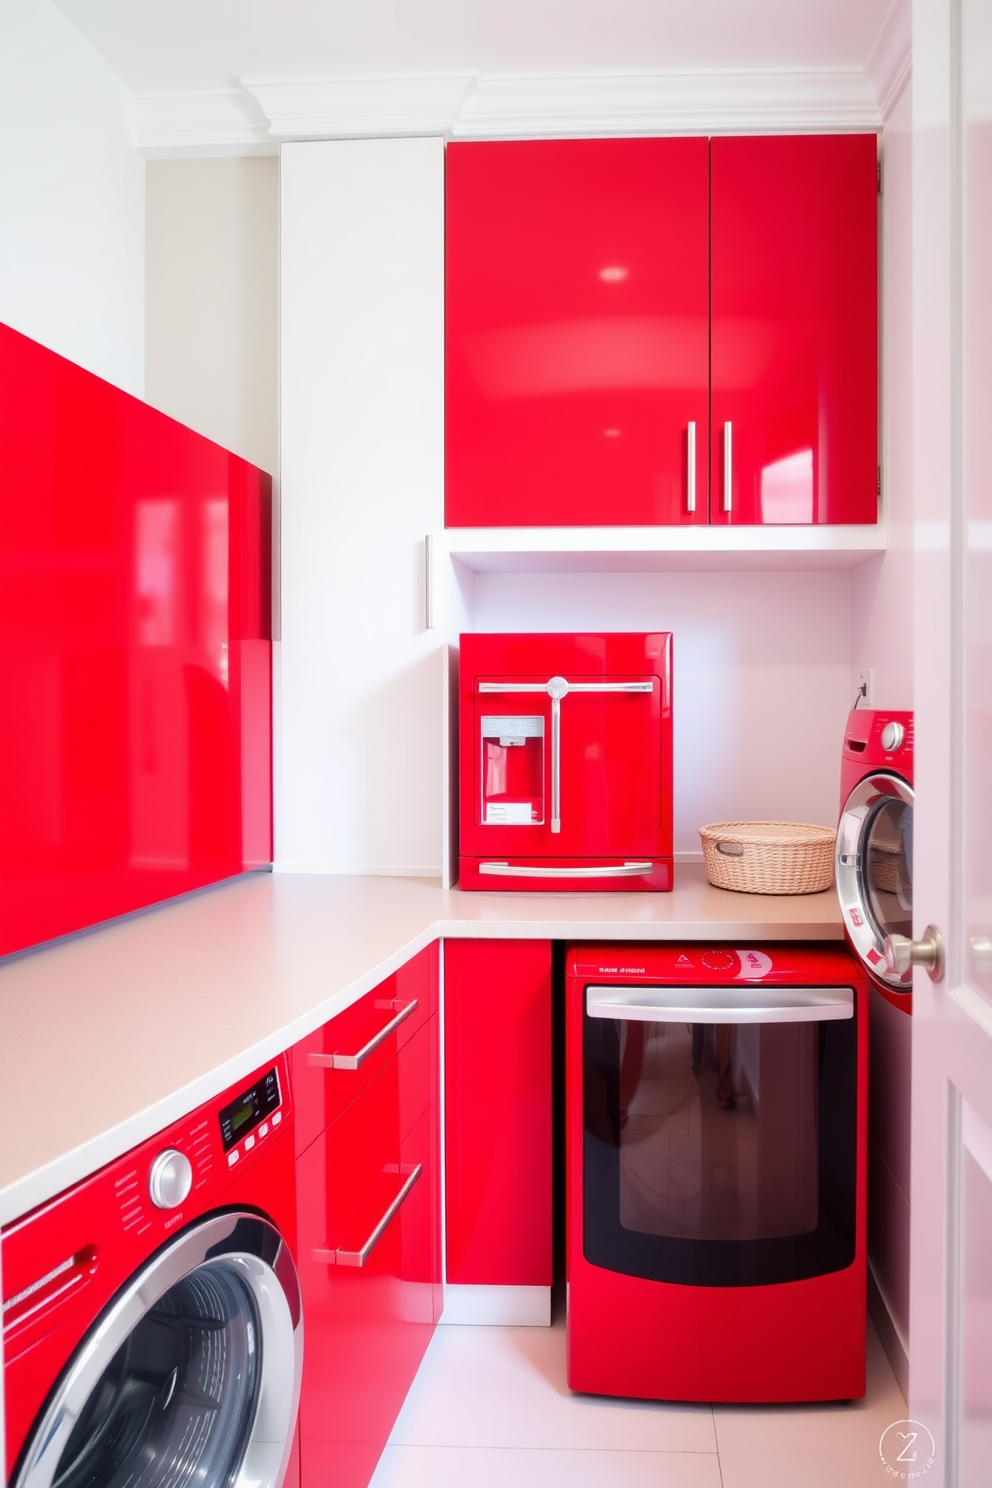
[836,771,914,991]
[10,1211,302,1488]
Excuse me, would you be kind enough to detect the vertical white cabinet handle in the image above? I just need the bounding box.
[723,422,733,513]
[424,533,434,630]
[687,421,696,513]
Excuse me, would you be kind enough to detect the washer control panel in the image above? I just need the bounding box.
[148,1149,193,1210]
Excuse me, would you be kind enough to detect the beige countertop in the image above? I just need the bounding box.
[0,865,842,1226]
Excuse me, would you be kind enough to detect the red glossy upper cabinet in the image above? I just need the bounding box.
[446,139,710,528]
[710,135,878,525]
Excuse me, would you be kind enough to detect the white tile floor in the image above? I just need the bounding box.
[369,1307,907,1488]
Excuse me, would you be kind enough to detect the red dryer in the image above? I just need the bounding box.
[566,942,869,1403]
[3,1056,303,1488]
[835,708,914,1011]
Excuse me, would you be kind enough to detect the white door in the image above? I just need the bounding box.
[910,1,992,1484]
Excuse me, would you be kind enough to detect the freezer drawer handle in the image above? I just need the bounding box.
[586,984,854,1024]
[312,1164,422,1268]
[479,861,653,878]
[307,1000,418,1071]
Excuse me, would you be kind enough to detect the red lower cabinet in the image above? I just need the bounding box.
[444,939,553,1286]
[296,975,441,1488]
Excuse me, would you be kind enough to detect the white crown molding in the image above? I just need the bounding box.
[242,75,476,139]
[134,90,276,158]
[135,67,883,157]
[865,0,912,121]
[454,69,880,137]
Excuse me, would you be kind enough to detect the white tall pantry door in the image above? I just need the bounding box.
[911,1,992,1483]
[278,139,445,875]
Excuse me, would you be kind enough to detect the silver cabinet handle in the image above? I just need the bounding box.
[687,421,696,513]
[478,681,653,694]
[307,999,418,1071]
[723,421,733,513]
[312,1164,422,1268]
[586,985,854,1023]
[479,861,654,878]
[546,675,568,832]
[424,533,434,631]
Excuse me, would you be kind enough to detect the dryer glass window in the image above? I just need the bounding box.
[583,1007,857,1286]
[862,797,913,943]
[53,1260,260,1488]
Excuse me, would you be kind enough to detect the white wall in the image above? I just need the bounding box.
[279,138,445,875]
[850,80,914,711]
[0,0,144,394]
[467,568,852,856]
[145,158,279,474]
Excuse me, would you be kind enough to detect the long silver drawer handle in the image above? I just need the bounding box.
[687,420,696,513]
[723,421,733,513]
[478,681,653,693]
[586,985,854,1024]
[479,861,653,878]
[312,1164,422,1268]
[307,999,418,1071]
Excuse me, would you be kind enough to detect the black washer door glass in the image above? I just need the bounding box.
[862,797,913,942]
[53,1261,260,1488]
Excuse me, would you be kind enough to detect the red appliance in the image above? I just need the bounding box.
[835,709,914,1011]
[458,633,673,891]
[3,1056,302,1488]
[0,324,272,957]
[566,943,868,1402]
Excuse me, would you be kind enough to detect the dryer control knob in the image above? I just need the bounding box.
[881,721,905,752]
[149,1149,193,1210]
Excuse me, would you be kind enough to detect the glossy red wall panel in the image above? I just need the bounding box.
[444,938,553,1285]
[446,138,710,527]
[0,325,272,955]
[710,135,878,525]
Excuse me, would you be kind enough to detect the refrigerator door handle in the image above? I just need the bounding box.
[477,681,654,694]
[586,984,855,1023]
[479,861,654,878]
[546,676,569,831]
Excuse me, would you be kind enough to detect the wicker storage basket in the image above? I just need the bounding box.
[699,821,837,895]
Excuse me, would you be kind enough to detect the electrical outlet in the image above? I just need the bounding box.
[856,669,874,708]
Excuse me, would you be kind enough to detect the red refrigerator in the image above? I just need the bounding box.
[458,633,673,891]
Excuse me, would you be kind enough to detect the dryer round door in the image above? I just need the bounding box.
[10,1211,302,1488]
[836,771,914,991]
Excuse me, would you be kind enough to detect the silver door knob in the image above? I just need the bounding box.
[883,925,945,982]
[149,1148,193,1209]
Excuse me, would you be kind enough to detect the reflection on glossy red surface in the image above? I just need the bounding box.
[446,138,710,527]
[711,135,878,525]
[459,633,673,890]
[445,939,553,1286]
[296,956,440,1488]
[0,325,272,955]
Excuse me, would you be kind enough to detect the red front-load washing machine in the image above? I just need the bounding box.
[2,1055,303,1488]
[835,708,914,1010]
[566,943,869,1403]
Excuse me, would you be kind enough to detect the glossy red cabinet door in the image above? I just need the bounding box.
[297,1010,440,1488]
[446,138,710,528]
[444,939,553,1285]
[0,324,272,955]
[710,135,878,525]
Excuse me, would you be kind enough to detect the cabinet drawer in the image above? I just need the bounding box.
[293,941,437,1155]
[297,1029,440,1488]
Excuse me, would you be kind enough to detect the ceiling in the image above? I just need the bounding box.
[53,0,911,153]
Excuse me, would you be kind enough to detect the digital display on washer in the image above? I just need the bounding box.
[219,1067,281,1152]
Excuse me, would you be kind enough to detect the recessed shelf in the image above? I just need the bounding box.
[443,525,886,574]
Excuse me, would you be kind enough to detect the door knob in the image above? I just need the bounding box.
[883,925,945,982]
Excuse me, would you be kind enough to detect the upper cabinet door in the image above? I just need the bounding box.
[446,138,710,528]
[710,135,878,526]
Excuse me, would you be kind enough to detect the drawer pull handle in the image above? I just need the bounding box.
[307,999,418,1071]
[479,861,653,878]
[312,1164,422,1268]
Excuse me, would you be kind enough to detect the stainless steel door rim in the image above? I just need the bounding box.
[836,770,915,991]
